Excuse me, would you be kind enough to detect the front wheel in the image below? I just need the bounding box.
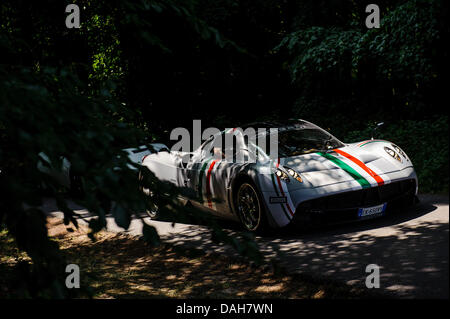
[235,182,268,233]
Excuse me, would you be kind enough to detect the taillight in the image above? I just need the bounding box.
[142,154,149,163]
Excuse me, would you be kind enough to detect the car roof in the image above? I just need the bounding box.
[240,119,309,130]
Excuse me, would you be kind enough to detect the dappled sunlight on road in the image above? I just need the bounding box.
[42,194,449,298]
[151,195,449,298]
[40,217,370,299]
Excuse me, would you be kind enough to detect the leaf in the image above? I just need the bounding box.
[142,222,160,247]
[112,204,131,229]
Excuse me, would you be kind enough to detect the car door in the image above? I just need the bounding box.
[189,132,244,216]
[184,138,215,207]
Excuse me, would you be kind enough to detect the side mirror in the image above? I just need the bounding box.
[371,122,384,140]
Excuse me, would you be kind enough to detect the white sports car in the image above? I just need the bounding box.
[141,119,418,232]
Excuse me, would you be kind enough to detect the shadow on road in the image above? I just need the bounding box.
[149,195,449,299]
[42,193,449,298]
[42,193,444,234]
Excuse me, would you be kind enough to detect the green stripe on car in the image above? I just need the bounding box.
[317,152,371,189]
[198,159,211,202]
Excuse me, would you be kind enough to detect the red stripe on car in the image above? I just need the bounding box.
[206,160,218,209]
[333,149,384,186]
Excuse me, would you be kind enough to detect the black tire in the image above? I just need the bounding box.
[234,180,269,233]
[145,201,159,219]
[138,170,159,219]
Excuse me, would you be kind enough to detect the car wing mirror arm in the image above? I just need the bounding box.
[371,122,384,140]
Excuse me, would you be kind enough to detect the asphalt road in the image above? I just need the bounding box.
[44,194,449,299]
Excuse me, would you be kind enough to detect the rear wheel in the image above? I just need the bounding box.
[138,170,160,219]
[235,181,268,233]
[143,189,160,219]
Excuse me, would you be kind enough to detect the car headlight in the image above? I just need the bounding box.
[285,166,303,183]
[384,146,402,162]
[275,168,290,183]
[391,144,407,160]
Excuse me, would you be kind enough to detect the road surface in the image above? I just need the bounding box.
[44,194,448,298]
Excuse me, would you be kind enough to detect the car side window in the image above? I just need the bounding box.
[220,132,248,162]
[199,138,215,160]
[199,132,249,162]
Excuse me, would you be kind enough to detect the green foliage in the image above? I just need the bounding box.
[0,0,269,298]
[277,0,442,95]
[344,117,449,194]
[0,43,161,297]
[276,26,360,77]
[275,0,448,194]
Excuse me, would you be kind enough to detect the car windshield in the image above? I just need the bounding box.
[277,128,343,157]
[199,121,344,160]
[251,123,344,158]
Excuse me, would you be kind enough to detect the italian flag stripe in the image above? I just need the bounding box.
[270,160,292,220]
[333,149,384,186]
[317,152,371,188]
[198,159,211,202]
[206,160,218,209]
[358,140,386,147]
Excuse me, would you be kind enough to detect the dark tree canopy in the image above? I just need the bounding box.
[0,0,447,297]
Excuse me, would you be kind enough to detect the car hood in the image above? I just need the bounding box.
[279,140,412,190]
